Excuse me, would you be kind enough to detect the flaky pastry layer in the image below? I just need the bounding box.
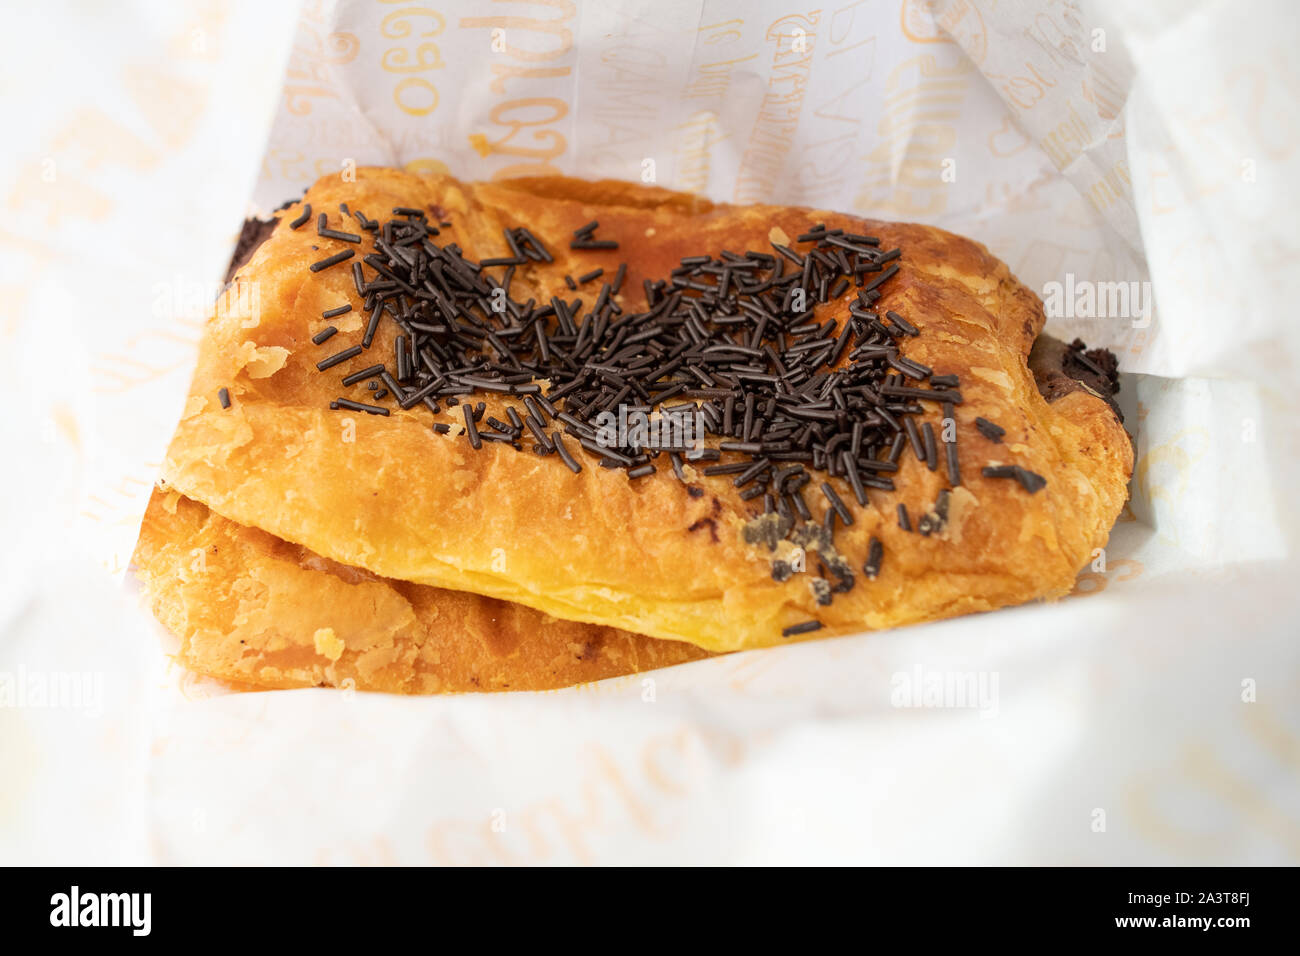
[134,489,706,692]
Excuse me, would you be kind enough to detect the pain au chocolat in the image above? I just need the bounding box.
[134,167,1132,690]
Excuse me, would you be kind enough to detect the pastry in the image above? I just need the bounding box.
[142,167,1133,670]
[135,488,706,692]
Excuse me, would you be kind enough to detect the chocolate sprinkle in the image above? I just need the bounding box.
[332,397,390,416]
[309,249,355,273]
[316,345,362,371]
[975,417,1005,442]
[291,202,1087,634]
[1015,466,1047,494]
[782,620,822,637]
[863,536,883,579]
[340,364,385,387]
[462,404,481,449]
[571,221,618,250]
[897,503,911,531]
[552,432,582,473]
[320,227,362,243]
[217,387,231,409]
[981,464,1046,494]
[821,482,854,526]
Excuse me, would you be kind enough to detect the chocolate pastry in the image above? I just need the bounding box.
[133,168,1134,691]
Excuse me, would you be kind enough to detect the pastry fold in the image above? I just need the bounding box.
[135,488,705,692]
[147,168,1132,660]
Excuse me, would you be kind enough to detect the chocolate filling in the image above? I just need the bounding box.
[1029,334,1122,421]
[224,216,278,285]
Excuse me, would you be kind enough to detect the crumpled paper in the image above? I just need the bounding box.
[3,0,1298,865]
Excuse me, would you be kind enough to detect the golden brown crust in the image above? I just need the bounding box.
[133,489,707,693]
[158,168,1134,654]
